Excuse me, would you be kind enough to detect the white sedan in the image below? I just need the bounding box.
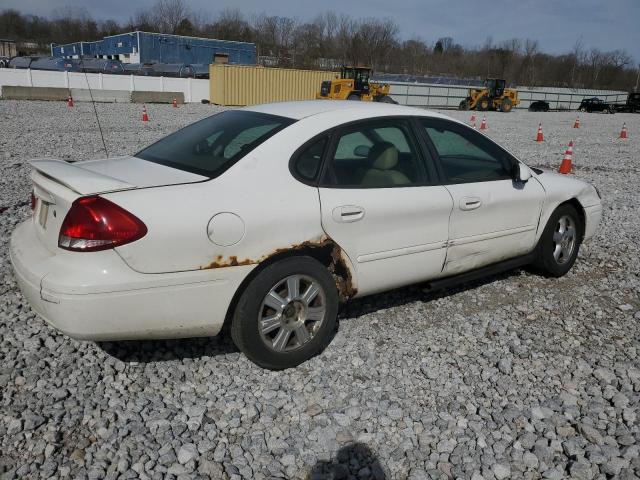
[10,101,602,369]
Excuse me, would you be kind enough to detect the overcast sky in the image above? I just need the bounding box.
[5,0,640,63]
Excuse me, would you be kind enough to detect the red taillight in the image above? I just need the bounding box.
[58,196,147,252]
[30,191,36,211]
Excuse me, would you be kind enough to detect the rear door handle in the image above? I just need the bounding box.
[460,197,482,211]
[332,205,365,223]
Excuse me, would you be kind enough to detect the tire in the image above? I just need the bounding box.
[579,107,586,112]
[347,93,361,101]
[459,99,470,110]
[377,95,397,104]
[532,204,582,277]
[500,97,513,112]
[230,256,339,370]
[477,96,491,111]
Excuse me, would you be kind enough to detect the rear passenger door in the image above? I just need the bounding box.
[317,118,453,296]
[418,118,545,275]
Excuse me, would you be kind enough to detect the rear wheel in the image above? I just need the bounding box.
[459,99,470,110]
[500,97,513,112]
[533,204,582,277]
[477,96,491,111]
[347,93,361,101]
[230,256,339,370]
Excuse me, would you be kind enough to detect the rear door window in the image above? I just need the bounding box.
[136,110,295,178]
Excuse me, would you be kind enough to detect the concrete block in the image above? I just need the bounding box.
[1,86,69,101]
[70,88,131,103]
[130,91,184,104]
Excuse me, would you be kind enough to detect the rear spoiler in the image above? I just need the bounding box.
[29,159,134,195]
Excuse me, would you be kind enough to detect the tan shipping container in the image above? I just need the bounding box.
[209,64,337,106]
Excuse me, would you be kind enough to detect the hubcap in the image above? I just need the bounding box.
[552,214,577,264]
[258,274,326,353]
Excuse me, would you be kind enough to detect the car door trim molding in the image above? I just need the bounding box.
[356,240,447,263]
[448,224,537,247]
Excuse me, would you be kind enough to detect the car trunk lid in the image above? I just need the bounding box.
[29,156,207,252]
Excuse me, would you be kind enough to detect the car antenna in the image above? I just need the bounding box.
[78,55,109,158]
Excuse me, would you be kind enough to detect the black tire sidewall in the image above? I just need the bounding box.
[535,204,582,277]
[231,256,339,370]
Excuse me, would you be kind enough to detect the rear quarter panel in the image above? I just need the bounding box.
[109,116,342,275]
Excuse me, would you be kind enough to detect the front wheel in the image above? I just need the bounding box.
[532,204,582,277]
[347,93,361,101]
[230,256,339,370]
[477,96,491,111]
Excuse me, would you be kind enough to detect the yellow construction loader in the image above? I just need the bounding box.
[459,78,519,112]
[316,66,396,103]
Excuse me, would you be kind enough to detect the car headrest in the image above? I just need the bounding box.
[370,142,398,170]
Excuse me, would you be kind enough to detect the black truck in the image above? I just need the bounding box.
[615,92,640,113]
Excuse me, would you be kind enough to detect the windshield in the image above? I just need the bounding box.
[136,110,295,178]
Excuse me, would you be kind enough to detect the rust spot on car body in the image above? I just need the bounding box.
[200,255,253,269]
[200,235,357,300]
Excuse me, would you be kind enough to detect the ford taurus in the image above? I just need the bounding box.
[10,101,603,369]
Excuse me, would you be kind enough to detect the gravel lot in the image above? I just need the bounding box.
[0,100,639,480]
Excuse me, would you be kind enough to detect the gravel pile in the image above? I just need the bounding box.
[0,100,638,480]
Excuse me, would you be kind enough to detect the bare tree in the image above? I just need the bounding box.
[152,0,190,34]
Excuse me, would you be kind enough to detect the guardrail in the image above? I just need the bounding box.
[386,81,628,110]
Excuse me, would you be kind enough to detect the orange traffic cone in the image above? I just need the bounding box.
[470,113,476,128]
[480,115,487,130]
[573,116,580,129]
[558,140,573,174]
[536,123,544,142]
[142,105,149,122]
[619,123,628,139]
[172,98,177,108]
[67,95,74,107]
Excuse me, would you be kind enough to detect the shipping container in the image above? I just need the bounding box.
[209,65,337,106]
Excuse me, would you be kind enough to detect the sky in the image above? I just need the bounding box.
[4,0,640,63]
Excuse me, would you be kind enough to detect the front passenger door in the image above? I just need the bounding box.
[419,118,545,275]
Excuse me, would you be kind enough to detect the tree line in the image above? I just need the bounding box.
[1,0,637,91]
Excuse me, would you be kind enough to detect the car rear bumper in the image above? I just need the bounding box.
[10,220,255,341]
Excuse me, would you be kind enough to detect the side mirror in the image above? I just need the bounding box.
[515,163,532,183]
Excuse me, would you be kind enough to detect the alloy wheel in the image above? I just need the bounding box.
[258,274,327,352]
[552,214,577,264]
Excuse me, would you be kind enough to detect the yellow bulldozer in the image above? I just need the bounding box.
[459,78,519,112]
[316,66,396,103]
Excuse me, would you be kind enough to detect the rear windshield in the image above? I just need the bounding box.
[136,110,295,178]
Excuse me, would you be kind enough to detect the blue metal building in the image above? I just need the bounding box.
[51,32,256,65]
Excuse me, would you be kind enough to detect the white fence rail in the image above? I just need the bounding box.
[386,81,628,110]
[0,68,210,103]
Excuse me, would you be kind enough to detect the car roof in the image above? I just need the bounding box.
[242,100,450,121]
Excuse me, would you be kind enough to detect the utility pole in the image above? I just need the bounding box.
[635,63,639,92]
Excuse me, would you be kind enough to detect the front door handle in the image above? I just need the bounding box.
[332,205,365,223]
[460,197,482,211]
